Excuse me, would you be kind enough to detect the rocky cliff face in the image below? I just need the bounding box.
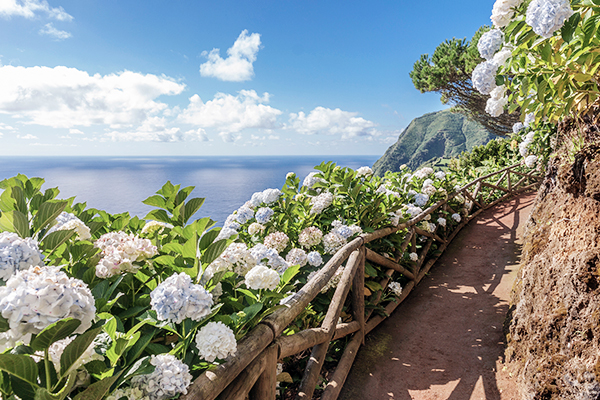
[507,120,600,399]
[372,109,495,176]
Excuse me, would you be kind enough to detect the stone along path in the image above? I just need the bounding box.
[339,193,537,400]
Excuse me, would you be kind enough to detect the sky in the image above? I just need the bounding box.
[0,0,496,156]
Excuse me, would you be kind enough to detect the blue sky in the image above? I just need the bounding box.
[0,0,495,156]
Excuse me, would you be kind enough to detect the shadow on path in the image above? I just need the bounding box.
[339,193,536,400]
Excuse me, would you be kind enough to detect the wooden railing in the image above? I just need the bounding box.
[181,163,542,400]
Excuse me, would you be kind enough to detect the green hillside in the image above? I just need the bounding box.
[373,109,496,176]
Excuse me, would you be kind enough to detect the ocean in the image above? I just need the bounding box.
[0,156,379,225]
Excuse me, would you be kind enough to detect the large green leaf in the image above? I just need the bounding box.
[11,186,27,215]
[72,373,121,400]
[180,197,205,225]
[41,230,75,254]
[59,327,102,378]
[0,210,30,238]
[202,238,229,266]
[33,201,68,235]
[182,233,198,259]
[10,375,36,400]
[30,319,81,352]
[142,209,171,224]
[0,354,39,385]
[141,194,167,209]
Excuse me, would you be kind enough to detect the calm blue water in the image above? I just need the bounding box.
[0,156,379,224]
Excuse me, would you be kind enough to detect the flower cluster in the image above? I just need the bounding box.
[264,231,290,253]
[285,248,308,267]
[255,207,274,224]
[194,321,237,362]
[207,242,257,278]
[355,166,373,177]
[95,231,158,278]
[322,221,362,255]
[409,252,419,262]
[485,85,508,117]
[0,232,44,281]
[452,213,462,223]
[413,167,434,179]
[303,172,326,189]
[526,0,574,38]
[388,281,403,297]
[248,222,266,235]
[478,28,504,60]
[0,266,95,346]
[525,154,538,168]
[472,61,499,95]
[50,212,92,240]
[245,265,280,290]
[307,251,323,267]
[310,192,334,214]
[233,206,255,224]
[519,131,536,157]
[141,220,173,236]
[437,217,447,227]
[249,188,283,207]
[250,244,289,273]
[132,354,192,400]
[298,226,323,248]
[106,387,148,400]
[491,0,525,28]
[150,272,213,323]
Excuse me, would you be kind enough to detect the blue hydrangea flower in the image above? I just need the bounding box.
[472,61,499,95]
[477,29,504,60]
[526,0,574,39]
[151,272,213,324]
[255,207,274,224]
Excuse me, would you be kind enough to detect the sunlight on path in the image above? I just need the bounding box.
[339,193,536,400]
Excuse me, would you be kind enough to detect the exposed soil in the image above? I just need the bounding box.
[339,192,537,400]
[506,141,600,399]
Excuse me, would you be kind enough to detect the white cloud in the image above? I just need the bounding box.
[199,30,261,82]
[178,90,282,136]
[69,128,83,134]
[268,135,279,140]
[106,117,204,142]
[0,122,15,131]
[39,23,71,40]
[17,133,37,139]
[287,107,378,139]
[0,65,185,129]
[0,0,72,21]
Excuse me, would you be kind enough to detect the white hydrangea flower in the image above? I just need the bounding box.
[248,222,266,236]
[245,265,280,290]
[233,206,254,224]
[298,226,323,248]
[250,244,289,273]
[355,166,373,177]
[375,183,401,198]
[404,204,424,218]
[525,155,538,168]
[215,227,238,241]
[255,207,275,224]
[106,387,149,400]
[150,272,213,324]
[310,192,334,214]
[414,167,434,179]
[94,232,157,278]
[264,232,290,253]
[524,112,536,127]
[512,122,525,133]
[249,188,283,207]
[434,171,446,180]
[526,0,573,38]
[452,213,462,223]
[50,212,92,241]
[141,221,173,236]
[0,266,95,343]
[131,353,192,400]
[286,248,308,267]
[437,217,447,227]
[409,252,418,262]
[477,28,504,60]
[493,46,513,67]
[302,172,326,189]
[194,321,237,362]
[388,281,403,297]
[472,61,499,95]
[0,232,44,281]
[213,242,257,277]
[388,212,400,227]
[422,184,437,197]
[491,0,525,28]
[307,251,323,267]
[323,232,347,255]
[414,193,429,207]
[286,172,296,179]
[48,335,104,375]
[485,85,508,117]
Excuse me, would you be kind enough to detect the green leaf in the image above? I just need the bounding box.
[72,372,122,400]
[364,262,378,278]
[365,281,383,292]
[281,265,301,286]
[0,314,9,333]
[59,327,102,378]
[0,210,30,238]
[202,239,229,266]
[198,229,219,250]
[562,12,581,43]
[180,197,205,225]
[11,375,36,400]
[30,319,81,352]
[120,356,154,384]
[10,186,27,215]
[182,233,198,259]
[41,230,75,254]
[142,195,167,209]
[33,200,68,235]
[142,209,171,224]
[0,354,39,385]
[125,329,156,365]
[161,243,183,254]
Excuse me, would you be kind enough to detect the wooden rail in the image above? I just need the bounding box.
[181,163,541,400]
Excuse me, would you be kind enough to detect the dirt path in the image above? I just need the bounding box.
[339,193,536,400]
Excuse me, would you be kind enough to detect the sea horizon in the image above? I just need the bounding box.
[0,155,380,225]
